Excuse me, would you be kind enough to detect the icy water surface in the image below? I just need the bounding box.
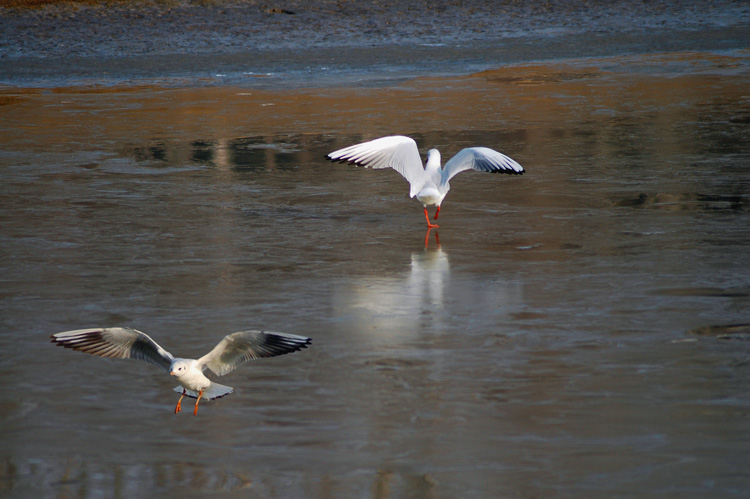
[1,51,750,496]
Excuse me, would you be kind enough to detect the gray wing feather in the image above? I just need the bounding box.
[442,147,524,185]
[50,327,174,372]
[198,330,312,376]
[327,135,426,187]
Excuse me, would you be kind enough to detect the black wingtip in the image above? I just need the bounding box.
[325,155,358,166]
[290,336,313,351]
[490,168,525,175]
[258,330,313,356]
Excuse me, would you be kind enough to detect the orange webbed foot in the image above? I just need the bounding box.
[175,389,186,414]
[193,389,204,416]
[423,208,440,229]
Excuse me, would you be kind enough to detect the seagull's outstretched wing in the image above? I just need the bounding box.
[51,328,174,372]
[197,330,312,376]
[327,136,426,191]
[441,147,524,185]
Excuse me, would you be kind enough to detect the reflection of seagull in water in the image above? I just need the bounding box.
[327,135,524,228]
[332,243,450,339]
[410,245,450,312]
[51,328,311,415]
[424,227,440,248]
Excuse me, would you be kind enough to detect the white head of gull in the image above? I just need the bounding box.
[51,328,312,415]
[327,135,524,228]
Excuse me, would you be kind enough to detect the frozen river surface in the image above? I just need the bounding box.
[1,1,749,497]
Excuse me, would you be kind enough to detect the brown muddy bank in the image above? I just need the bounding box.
[2,51,748,147]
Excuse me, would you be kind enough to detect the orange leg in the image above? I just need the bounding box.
[175,389,185,414]
[193,389,204,416]
[434,206,441,220]
[423,207,439,228]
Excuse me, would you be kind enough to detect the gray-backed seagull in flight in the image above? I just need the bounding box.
[327,135,524,228]
[51,328,312,415]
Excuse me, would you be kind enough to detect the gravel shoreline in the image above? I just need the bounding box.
[2,1,747,57]
[1,0,748,87]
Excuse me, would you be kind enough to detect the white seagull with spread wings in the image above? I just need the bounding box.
[51,328,312,415]
[327,135,524,228]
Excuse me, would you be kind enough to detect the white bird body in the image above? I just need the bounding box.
[170,358,232,400]
[327,135,524,228]
[413,149,445,207]
[51,327,312,415]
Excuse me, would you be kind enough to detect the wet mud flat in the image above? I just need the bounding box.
[2,1,750,498]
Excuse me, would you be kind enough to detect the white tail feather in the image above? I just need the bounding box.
[173,382,233,400]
